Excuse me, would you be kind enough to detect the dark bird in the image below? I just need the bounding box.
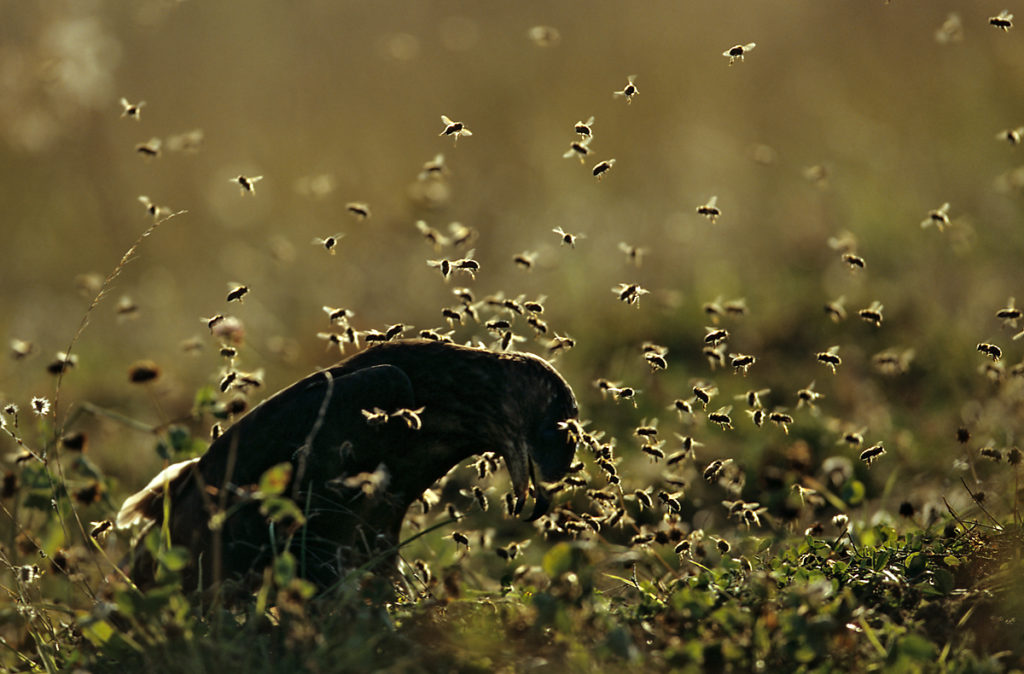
[117,340,579,592]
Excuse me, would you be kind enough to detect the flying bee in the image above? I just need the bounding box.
[323,306,354,325]
[419,153,448,180]
[704,344,727,370]
[713,536,731,554]
[547,333,576,354]
[574,116,595,138]
[990,10,1013,30]
[609,386,638,406]
[630,533,655,547]
[523,297,545,314]
[137,195,168,219]
[747,408,765,427]
[119,97,145,120]
[439,115,472,144]
[202,314,225,332]
[513,251,537,270]
[226,284,249,303]
[669,398,694,418]
[796,381,824,408]
[527,24,561,46]
[385,323,411,341]
[441,307,463,326]
[452,531,470,550]
[825,296,848,322]
[644,351,668,372]
[980,447,1003,461]
[977,342,1002,361]
[312,233,344,254]
[738,388,770,409]
[415,221,450,250]
[588,489,616,503]
[840,427,866,447]
[9,338,34,360]
[724,298,748,316]
[612,75,638,103]
[116,294,139,320]
[703,458,732,483]
[485,319,512,333]
[996,298,1022,327]
[553,226,583,247]
[723,42,756,64]
[641,441,666,461]
[671,434,702,461]
[562,475,588,488]
[935,12,964,44]
[692,383,717,409]
[696,196,721,223]
[635,421,659,440]
[675,540,691,556]
[921,202,951,230]
[708,406,733,429]
[527,316,548,334]
[453,256,480,278]
[419,327,453,342]
[618,242,646,267]
[345,202,371,220]
[730,353,755,375]
[768,410,793,434]
[219,371,237,393]
[858,301,884,327]
[704,327,729,346]
[427,258,453,280]
[998,127,1024,145]
[362,329,389,343]
[592,158,616,179]
[634,489,654,510]
[816,345,842,374]
[360,407,389,426]
[613,282,650,306]
[842,253,866,270]
[563,137,593,163]
[233,175,263,195]
[859,443,886,466]
[448,222,477,247]
[135,138,161,157]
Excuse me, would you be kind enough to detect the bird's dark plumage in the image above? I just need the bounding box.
[117,340,579,591]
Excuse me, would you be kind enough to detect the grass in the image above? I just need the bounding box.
[2,2,1024,672]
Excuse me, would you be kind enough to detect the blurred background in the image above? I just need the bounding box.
[1,0,1022,544]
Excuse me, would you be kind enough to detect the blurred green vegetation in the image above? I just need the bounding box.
[1,1,1023,671]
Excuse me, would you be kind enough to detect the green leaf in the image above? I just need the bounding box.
[259,462,293,496]
[273,551,296,586]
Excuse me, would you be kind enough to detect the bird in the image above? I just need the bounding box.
[117,340,580,592]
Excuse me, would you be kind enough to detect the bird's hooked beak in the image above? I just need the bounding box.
[502,442,552,522]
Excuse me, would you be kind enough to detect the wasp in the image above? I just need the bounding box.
[226,284,249,303]
[824,296,847,322]
[120,97,145,120]
[730,353,755,375]
[816,346,842,373]
[553,226,582,247]
[613,282,650,306]
[312,233,344,254]
[696,196,721,223]
[723,42,756,64]
[990,10,1013,30]
[858,301,884,327]
[859,443,886,466]
[618,242,646,267]
[233,175,263,195]
[592,158,616,179]
[708,406,733,429]
[439,115,472,144]
[345,202,371,220]
[796,381,824,408]
[921,202,951,230]
[563,137,593,163]
[135,138,161,157]
[613,75,638,103]
[513,251,537,270]
[977,342,1002,361]
[704,327,729,346]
